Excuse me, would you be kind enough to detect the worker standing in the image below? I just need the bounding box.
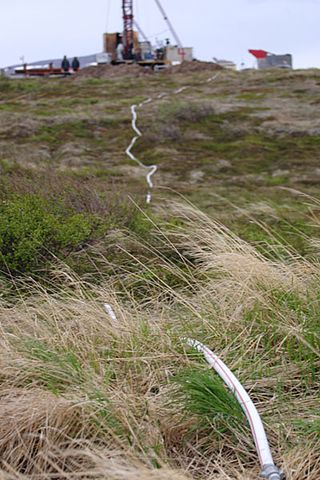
[61,55,70,75]
[116,42,124,62]
[72,57,80,72]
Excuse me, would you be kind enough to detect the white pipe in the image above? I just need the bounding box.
[185,339,283,480]
[104,303,118,323]
[119,66,282,478]
[174,86,188,94]
[131,104,142,136]
[139,97,152,107]
[125,75,220,203]
[103,302,280,478]
[125,104,157,203]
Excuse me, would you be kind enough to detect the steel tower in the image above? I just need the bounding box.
[122,0,134,58]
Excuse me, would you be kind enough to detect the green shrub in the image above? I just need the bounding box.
[0,195,93,273]
[55,213,93,248]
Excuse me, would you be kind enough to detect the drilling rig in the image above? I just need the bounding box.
[122,0,134,59]
[103,0,193,67]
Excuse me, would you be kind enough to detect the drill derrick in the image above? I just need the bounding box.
[122,0,134,58]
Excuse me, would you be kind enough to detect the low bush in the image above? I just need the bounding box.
[0,194,93,273]
[0,190,156,280]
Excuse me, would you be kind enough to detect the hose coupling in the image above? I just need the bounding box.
[261,464,284,480]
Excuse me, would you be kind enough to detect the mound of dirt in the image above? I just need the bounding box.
[164,60,223,75]
[75,63,153,80]
[74,61,222,80]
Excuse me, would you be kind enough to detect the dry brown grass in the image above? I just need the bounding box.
[0,203,319,479]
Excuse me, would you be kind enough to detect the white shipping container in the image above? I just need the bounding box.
[165,46,193,63]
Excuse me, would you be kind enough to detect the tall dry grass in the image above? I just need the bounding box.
[0,202,319,479]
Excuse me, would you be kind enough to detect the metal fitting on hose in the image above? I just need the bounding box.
[261,464,285,480]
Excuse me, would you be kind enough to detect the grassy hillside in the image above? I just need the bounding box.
[0,66,319,479]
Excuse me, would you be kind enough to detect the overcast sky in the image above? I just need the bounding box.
[1,0,319,69]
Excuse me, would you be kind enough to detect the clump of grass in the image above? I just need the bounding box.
[174,367,250,456]
[0,388,89,474]
[175,368,244,426]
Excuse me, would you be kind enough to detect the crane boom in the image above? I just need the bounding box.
[134,20,149,43]
[153,0,183,50]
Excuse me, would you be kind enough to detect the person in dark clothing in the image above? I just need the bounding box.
[72,57,80,72]
[61,55,70,75]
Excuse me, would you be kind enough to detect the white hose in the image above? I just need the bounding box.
[174,86,188,94]
[125,73,220,203]
[126,104,157,203]
[123,70,283,478]
[185,339,283,480]
[103,303,118,323]
[103,302,282,479]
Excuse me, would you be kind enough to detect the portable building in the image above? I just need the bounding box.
[249,50,292,69]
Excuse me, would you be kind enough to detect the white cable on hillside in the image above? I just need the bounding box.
[126,104,157,203]
[185,338,284,480]
[174,86,188,94]
[125,72,219,204]
[156,93,168,99]
[139,98,152,107]
[104,303,118,323]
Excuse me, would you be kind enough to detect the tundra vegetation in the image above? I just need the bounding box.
[0,67,319,479]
